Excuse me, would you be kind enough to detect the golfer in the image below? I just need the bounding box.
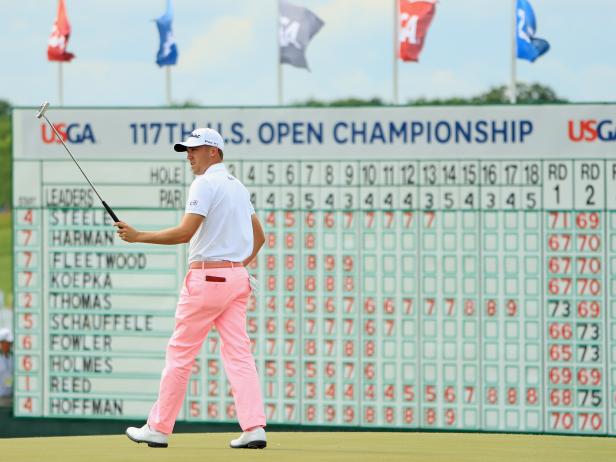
[116,128,267,449]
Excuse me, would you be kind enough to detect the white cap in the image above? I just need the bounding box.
[0,328,13,343]
[174,128,225,153]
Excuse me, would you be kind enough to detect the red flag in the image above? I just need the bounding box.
[399,0,436,62]
[47,0,75,62]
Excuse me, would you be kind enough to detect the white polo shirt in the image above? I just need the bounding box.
[185,163,255,264]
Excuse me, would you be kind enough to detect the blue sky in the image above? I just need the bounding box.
[0,0,614,106]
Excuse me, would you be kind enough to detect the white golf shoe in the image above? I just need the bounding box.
[229,427,267,449]
[125,424,168,448]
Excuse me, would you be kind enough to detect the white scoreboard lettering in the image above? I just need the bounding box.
[11,106,616,434]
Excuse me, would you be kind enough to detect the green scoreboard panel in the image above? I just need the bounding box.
[11,106,616,434]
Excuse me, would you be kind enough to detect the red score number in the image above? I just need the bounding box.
[549,344,573,362]
[548,323,573,340]
[549,211,570,229]
[577,234,601,252]
[578,301,600,318]
[548,234,571,251]
[549,389,573,406]
[577,368,601,386]
[575,212,600,229]
[548,257,571,274]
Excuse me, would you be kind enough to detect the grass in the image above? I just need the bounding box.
[0,211,11,307]
[0,431,615,462]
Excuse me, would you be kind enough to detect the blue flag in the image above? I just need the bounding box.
[155,0,178,67]
[516,0,549,62]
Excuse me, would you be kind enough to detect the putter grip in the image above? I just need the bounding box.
[102,201,119,223]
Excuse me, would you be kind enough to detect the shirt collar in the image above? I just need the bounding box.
[203,163,226,177]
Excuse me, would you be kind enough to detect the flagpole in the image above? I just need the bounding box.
[510,0,517,104]
[278,64,283,106]
[166,67,172,106]
[58,63,64,106]
[277,0,283,106]
[393,0,399,105]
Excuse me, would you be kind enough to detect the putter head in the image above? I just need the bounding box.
[35,102,50,119]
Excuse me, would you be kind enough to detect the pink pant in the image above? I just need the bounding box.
[147,266,266,434]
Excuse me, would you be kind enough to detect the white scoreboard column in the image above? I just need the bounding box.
[40,160,185,418]
[13,161,44,416]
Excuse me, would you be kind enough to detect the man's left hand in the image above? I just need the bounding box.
[114,221,139,243]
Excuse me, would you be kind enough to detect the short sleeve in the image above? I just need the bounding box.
[185,179,213,217]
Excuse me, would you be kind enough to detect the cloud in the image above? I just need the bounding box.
[428,69,483,94]
[319,69,389,101]
[442,0,507,21]
[315,0,388,29]
[578,66,616,101]
[398,68,486,101]
[178,16,255,73]
[62,59,160,105]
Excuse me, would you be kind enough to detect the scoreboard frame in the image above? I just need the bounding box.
[11,104,616,436]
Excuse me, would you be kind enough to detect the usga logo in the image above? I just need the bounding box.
[41,123,97,144]
[568,119,616,142]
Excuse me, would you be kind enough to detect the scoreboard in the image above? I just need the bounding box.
[11,105,616,434]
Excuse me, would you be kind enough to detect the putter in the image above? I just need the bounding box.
[35,102,119,223]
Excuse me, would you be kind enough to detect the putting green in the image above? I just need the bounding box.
[1,431,614,462]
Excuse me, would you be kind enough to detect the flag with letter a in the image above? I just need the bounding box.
[47,0,75,62]
[399,0,436,62]
[279,0,324,70]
